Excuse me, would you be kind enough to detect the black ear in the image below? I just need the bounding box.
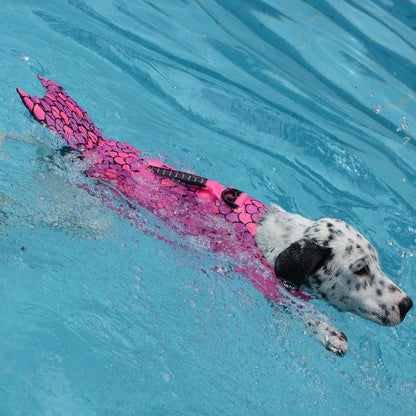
[274,239,332,290]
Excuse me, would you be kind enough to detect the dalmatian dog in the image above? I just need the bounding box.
[17,76,412,356]
[255,204,413,354]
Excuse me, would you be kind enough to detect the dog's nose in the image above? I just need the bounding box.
[399,296,413,321]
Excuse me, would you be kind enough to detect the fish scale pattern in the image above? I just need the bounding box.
[17,75,266,241]
[17,75,309,302]
[18,76,104,151]
[214,196,265,238]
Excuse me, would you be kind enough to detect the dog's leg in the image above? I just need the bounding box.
[303,316,348,356]
[270,297,348,356]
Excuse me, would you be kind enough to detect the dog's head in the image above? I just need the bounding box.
[274,217,413,326]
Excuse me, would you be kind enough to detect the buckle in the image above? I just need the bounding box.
[221,188,242,208]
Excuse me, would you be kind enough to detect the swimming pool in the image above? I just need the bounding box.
[1,0,415,414]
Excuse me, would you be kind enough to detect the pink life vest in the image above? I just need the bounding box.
[17,75,309,303]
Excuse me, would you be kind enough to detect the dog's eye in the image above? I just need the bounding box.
[355,266,370,276]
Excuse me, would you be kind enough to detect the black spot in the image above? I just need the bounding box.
[379,280,385,287]
[314,277,323,286]
[318,292,328,300]
[346,245,353,254]
[355,283,361,291]
[388,285,398,293]
[369,275,375,285]
[340,296,351,304]
[327,222,334,228]
[376,289,383,296]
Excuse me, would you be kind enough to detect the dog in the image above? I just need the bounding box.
[17,76,412,356]
[256,204,413,351]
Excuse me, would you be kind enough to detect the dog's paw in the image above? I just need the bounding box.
[306,318,348,356]
[324,329,348,356]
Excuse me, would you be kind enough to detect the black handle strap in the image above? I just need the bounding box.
[150,166,208,187]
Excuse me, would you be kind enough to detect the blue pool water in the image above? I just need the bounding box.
[1,0,415,414]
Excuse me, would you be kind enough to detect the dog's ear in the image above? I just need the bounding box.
[274,239,332,290]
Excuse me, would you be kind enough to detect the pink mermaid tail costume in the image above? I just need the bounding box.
[17,75,308,302]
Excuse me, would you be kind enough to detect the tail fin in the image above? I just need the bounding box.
[17,75,104,152]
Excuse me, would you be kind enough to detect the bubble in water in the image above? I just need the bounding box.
[403,136,411,146]
[374,105,381,114]
[396,117,409,132]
